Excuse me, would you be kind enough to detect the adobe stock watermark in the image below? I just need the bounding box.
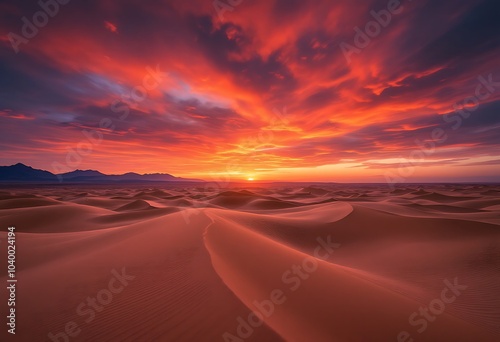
[47,268,135,342]
[51,65,167,181]
[7,0,72,54]
[340,0,408,64]
[385,73,500,189]
[222,235,340,342]
[398,277,467,342]
[181,106,289,224]
[213,0,244,21]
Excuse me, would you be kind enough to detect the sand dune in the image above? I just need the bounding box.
[0,184,499,341]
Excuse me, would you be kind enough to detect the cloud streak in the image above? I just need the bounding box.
[0,0,499,181]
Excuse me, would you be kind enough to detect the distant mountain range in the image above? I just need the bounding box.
[0,163,203,183]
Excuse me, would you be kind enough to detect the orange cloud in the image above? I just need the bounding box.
[0,0,499,182]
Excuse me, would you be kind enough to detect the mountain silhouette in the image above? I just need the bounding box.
[0,163,202,183]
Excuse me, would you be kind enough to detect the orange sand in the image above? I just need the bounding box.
[0,184,499,341]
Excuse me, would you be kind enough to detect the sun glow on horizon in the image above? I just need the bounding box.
[1,0,499,183]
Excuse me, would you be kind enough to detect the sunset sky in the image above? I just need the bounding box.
[1,0,499,182]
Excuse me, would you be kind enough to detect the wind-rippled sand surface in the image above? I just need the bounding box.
[0,184,499,341]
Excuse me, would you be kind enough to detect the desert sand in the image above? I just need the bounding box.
[0,183,499,341]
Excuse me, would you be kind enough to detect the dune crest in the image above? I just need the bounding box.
[0,184,499,341]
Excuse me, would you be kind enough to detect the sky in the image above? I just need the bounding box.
[1,0,499,183]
